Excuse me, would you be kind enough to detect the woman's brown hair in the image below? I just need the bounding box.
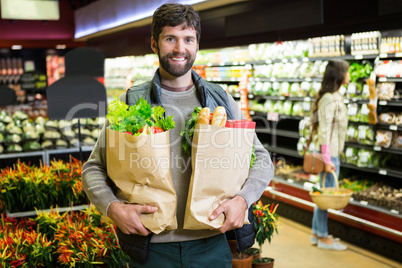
[310,60,349,131]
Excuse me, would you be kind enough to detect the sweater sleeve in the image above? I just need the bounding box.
[225,93,274,207]
[317,93,337,148]
[81,94,127,216]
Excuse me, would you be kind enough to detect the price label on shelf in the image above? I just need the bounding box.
[396,52,402,58]
[389,125,398,131]
[360,201,368,206]
[267,112,279,121]
[305,77,312,82]
[379,53,388,58]
[373,146,382,151]
[390,209,399,214]
[378,77,387,82]
[234,93,241,98]
[379,169,387,175]
[233,61,238,65]
[304,97,311,101]
[302,57,309,62]
[279,96,286,100]
[248,94,254,99]
[249,111,255,115]
[287,179,294,183]
[265,59,272,64]
[378,100,387,106]
[355,54,363,60]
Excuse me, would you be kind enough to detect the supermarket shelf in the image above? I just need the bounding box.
[0,150,46,160]
[379,52,402,59]
[377,76,402,83]
[0,146,94,165]
[310,54,379,61]
[264,176,402,244]
[256,128,300,139]
[341,162,402,179]
[205,77,241,83]
[250,111,305,121]
[345,141,402,155]
[263,144,302,158]
[377,123,402,131]
[249,77,322,82]
[377,99,402,106]
[6,204,89,218]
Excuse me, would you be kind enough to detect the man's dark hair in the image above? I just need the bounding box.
[152,3,201,44]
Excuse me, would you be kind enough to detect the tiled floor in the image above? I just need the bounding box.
[254,217,401,268]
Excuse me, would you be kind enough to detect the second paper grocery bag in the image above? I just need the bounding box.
[183,123,255,230]
[106,128,177,234]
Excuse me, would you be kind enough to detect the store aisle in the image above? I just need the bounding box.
[254,217,400,268]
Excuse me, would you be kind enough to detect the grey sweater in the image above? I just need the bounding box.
[81,86,274,243]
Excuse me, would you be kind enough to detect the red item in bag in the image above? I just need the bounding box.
[225,119,256,129]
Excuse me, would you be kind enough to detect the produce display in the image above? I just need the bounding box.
[0,109,105,154]
[0,206,129,267]
[377,82,396,100]
[376,60,402,77]
[352,184,402,212]
[0,158,87,213]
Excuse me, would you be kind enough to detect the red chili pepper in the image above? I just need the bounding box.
[125,131,133,135]
[270,203,274,213]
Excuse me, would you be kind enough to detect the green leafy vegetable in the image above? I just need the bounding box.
[180,106,202,156]
[106,96,175,135]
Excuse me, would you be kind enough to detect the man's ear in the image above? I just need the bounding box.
[151,37,158,54]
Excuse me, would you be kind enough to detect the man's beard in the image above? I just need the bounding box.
[158,51,195,77]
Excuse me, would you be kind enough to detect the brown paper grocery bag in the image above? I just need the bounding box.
[106,128,177,234]
[183,124,255,230]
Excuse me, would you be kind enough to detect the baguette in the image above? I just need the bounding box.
[197,107,211,124]
[211,106,227,127]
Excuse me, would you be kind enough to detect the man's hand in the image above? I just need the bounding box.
[209,195,248,233]
[108,201,158,236]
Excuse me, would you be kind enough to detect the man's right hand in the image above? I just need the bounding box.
[107,201,158,236]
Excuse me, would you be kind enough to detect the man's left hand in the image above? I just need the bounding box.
[209,195,248,233]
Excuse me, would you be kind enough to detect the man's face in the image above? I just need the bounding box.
[151,24,199,77]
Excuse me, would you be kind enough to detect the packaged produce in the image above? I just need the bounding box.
[357,125,375,145]
[279,82,290,96]
[290,83,303,97]
[346,125,358,142]
[22,141,41,151]
[377,82,396,100]
[347,103,360,122]
[358,103,370,123]
[6,144,22,153]
[345,147,359,165]
[282,100,293,115]
[356,149,375,167]
[397,113,402,125]
[292,102,304,116]
[392,132,402,149]
[379,112,397,124]
[375,130,393,148]
[0,122,5,133]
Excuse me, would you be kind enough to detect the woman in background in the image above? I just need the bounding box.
[310,60,350,250]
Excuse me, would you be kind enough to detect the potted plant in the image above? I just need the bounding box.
[251,200,279,268]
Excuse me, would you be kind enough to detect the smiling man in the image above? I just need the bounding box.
[82,3,274,267]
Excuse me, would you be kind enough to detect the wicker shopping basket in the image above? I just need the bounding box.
[309,172,353,210]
